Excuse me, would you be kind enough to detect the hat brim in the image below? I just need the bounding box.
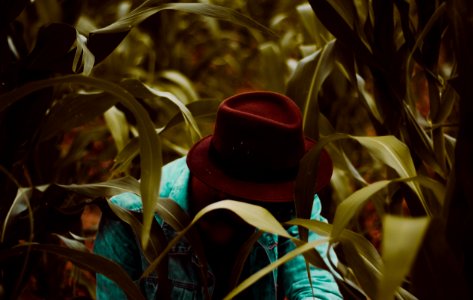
[186,135,333,203]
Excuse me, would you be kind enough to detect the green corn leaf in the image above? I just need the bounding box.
[161,100,219,135]
[58,127,109,168]
[444,134,456,168]
[286,49,320,110]
[108,202,165,263]
[295,134,420,237]
[229,231,264,290]
[155,198,210,295]
[73,30,95,75]
[111,137,140,177]
[0,75,162,250]
[414,175,446,208]
[297,3,332,46]
[402,104,446,179]
[356,74,383,123]
[308,0,375,67]
[294,133,344,243]
[154,198,191,232]
[352,135,429,214]
[224,239,328,299]
[332,173,442,242]
[405,2,447,110]
[121,79,202,143]
[57,175,141,197]
[435,85,458,124]
[112,99,219,176]
[332,180,392,239]
[1,188,32,243]
[93,2,277,39]
[353,136,416,178]
[157,70,199,103]
[192,200,292,238]
[353,0,371,28]
[259,42,285,93]
[6,243,146,300]
[142,83,202,142]
[303,40,336,139]
[104,106,130,152]
[325,0,356,31]
[287,218,377,299]
[142,200,293,278]
[54,234,89,252]
[287,218,381,269]
[39,92,116,142]
[107,200,173,297]
[378,215,430,300]
[297,133,431,237]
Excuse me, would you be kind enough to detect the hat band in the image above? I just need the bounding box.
[208,143,299,183]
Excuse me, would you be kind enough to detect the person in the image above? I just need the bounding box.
[94,91,343,299]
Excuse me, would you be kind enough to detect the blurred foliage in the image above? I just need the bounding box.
[0,0,471,299]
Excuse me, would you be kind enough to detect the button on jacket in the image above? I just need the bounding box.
[94,157,342,299]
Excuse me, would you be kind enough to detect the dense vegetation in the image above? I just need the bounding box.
[0,0,471,299]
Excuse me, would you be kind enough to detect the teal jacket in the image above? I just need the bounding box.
[94,157,342,299]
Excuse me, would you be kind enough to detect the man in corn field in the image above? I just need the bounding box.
[94,91,342,299]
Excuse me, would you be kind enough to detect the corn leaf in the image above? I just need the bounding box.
[157,70,199,102]
[104,106,129,152]
[93,2,277,39]
[332,180,392,239]
[54,234,89,252]
[287,218,377,299]
[112,99,219,176]
[405,2,447,110]
[143,83,202,142]
[57,176,140,197]
[356,74,383,123]
[308,0,375,67]
[121,79,202,143]
[414,175,446,208]
[192,200,292,238]
[1,188,32,243]
[0,75,162,249]
[229,231,264,290]
[39,92,117,142]
[111,137,140,177]
[352,135,429,214]
[435,85,457,124]
[259,42,285,93]
[73,30,95,75]
[297,3,332,46]
[155,198,190,230]
[325,0,356,31]
[162,100,219,135]
[302,39,336,139]
[402,103,446,179]
[8,244,146,300]
[224,239,328,299]
[155,198,210,295]
[142,200,293,278]
[108,202,164,263]
[378,215,430,300]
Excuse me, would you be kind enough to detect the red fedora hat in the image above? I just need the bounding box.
[186,91,332,202]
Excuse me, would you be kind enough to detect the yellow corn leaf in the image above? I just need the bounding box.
[353,136,429,214]
[142,200,293,278]
[379,215,430,300]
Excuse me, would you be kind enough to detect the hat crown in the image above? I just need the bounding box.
[210,91,305,181]
[186,91,333,202]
